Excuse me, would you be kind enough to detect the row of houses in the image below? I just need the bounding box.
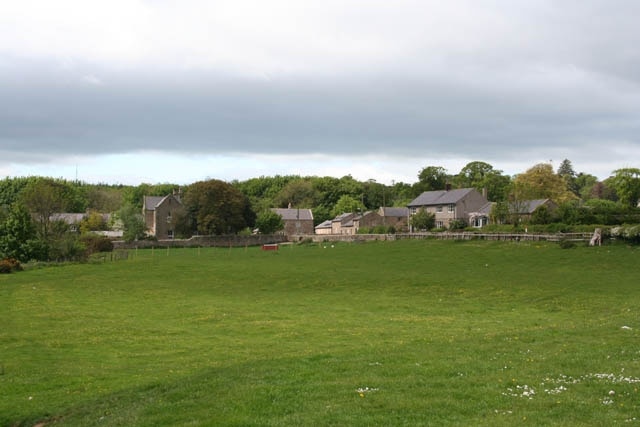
[139,188,558,239]
[268,188,557,237]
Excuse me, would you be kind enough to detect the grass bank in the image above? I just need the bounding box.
[1,240,639,426]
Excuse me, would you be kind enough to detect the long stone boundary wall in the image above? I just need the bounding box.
[114,232,593,249]
[292,232,593,243]
[113,234,287,250]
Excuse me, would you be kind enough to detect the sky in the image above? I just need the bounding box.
[2,0,640,185]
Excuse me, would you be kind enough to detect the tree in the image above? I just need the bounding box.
[512,163,577,204]
[454,161,511,201]
[274,179,319,208]
[556,159,580,196]
[184,179,255,235]
[20,178,70,239]
[410,208,435,231]
[0,203,44,262]
[609,168,640,208]
[255,210,284,234]
[331,195,365,217]
[79,210,107,234]
[416,166,448,192]
[118,204,147,242]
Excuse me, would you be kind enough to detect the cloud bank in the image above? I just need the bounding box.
[2,0,639,183]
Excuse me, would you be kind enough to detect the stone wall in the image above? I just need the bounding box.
[113,234,287,249]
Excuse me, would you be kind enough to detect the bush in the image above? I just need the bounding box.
[448,219,467,231]
[558,238,577,249]
[0,258,22,273]
[80,235,114,255]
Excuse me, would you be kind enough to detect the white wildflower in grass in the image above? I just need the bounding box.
[544,385,567,395]
[503,384,535,399]
[602,398,614,405]
[356,386,379,397]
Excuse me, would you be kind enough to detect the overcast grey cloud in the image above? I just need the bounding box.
[1,0,640,183]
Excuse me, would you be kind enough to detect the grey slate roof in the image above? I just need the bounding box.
[272,208,314,221]
[380,207,409,217]
[315,220,332,229]
[144,195,182,211]
[510,199,551,214]
[407,188,475,207]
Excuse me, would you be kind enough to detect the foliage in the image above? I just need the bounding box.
[611,225,640,243]
[447,218,467,230]
[20,178,71,239]
[184,179,255,235]
[415,165,448,192]
[0,258,22,273]
[410,208,435,231]
[609,168,640,208]
[80,235,114,254]
[513,163,577,204]
[255,210,284,234]
[331,194,365,217]
[117,204,147,242]
[46,220,87,262]
[273,178,320,209]
[454,161,511,201]
[79,210,108,233]
[0,203,44,262]
[530,205,552,224]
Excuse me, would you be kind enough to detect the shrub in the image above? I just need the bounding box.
[0,258,22,273]
[80,235,114,255]
[448,219,467,231]
[558,238,577,249]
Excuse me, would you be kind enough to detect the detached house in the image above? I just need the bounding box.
[271,208,314,235]
[143,192,185,239]
[408,188,488,230]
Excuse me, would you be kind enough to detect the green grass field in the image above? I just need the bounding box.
[2,240,639,426]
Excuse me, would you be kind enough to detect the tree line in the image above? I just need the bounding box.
[1,160,640,264]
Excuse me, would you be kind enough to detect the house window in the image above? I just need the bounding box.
[448,204,455,213]
[436,220,444,228]
[167,211,172,223]
[436,206,442,213]
[410,207,417,214]
[167,230,174,239]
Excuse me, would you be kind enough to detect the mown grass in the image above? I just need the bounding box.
[1,240,639,426]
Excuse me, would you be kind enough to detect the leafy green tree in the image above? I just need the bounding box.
[556,159,580,196]
[331,195,365,217]
[0,203,45,262]
[454,161,511,201]
[184,179,255,235]
[410,208,435,231]
[575,173,599,200]
[416,166,448,192]
[20,178,70,239]
[118,204,147,242]
[609,168,640,208]
[274,179,319,208]
[255,210,284,234]
[79,210,107,233]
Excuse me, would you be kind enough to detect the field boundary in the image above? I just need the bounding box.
[292,232,593,243]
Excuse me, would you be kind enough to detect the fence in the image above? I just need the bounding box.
[292,232,593,243]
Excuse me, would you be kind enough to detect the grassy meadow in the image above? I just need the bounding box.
[1,239,640,426]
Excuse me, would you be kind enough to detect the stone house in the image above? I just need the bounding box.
[271,208,314,235]
[314,220,333,235]
[143,192,185,239]
[331,213,357,235]
[407,188,489,230]
[509,199,558,223]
